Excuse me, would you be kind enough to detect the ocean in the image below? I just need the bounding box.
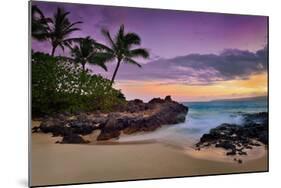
[118,99,268,147]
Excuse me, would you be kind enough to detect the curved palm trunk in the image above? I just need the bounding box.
[111,59,121,86]
[51,45,57,56]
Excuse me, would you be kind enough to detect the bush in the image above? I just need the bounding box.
[31,52,125,116]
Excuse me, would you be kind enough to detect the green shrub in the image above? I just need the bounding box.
[31,52,125,116]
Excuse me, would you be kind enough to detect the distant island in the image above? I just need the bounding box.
[210,96,268,102]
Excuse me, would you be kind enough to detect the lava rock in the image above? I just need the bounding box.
[97,96,188,140]
[196,112,268,157]
[60,134,89,144]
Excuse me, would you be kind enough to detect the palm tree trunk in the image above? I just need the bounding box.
[51,45,57,56]
[111,59,121,86]
[82,63,85,71]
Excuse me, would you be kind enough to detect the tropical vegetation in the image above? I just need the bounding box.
[31,5,149,115]
[70,36,107,72]
[99,24,149,85]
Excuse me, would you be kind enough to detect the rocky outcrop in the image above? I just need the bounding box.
[196,112,268,158]
[37,115,101,137]
[97,114,122,140]
[33,96,188,143]
[98,96,188,140]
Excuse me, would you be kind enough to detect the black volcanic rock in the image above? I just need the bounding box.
[164,95,172,102]
[196,112,268,157]
[215,140,236,150]
[243,112,268,125]
[97,114,123,140]
[33,96,188,143]
[60,134,89,144]
[97,96,188,140]
[148,97,165,104]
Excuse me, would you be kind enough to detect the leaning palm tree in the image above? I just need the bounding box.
[71,36,108,72]
[46,7,82,56]
[31,5,52,40]
[97,24,149,85]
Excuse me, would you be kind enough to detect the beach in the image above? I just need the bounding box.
[31,121,268,187]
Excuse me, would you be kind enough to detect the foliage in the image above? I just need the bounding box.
[31,5,52,41]
[31,6,150,116]
[97,24,150,85]
[32,52,125,115]
[71,36,108,71]
[31,6,83,56]
[48,8,83,56]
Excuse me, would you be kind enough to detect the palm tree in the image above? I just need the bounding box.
[97,24,149,85]
[31,5,52,40]
[71,36,108,72]
[38,7,82,56]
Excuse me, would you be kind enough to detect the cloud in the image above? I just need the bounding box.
[114,47,268,85]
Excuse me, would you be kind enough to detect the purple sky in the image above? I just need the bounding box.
[31,1,268,101]
[32,1,267,59]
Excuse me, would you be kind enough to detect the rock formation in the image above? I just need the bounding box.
[33,96,189,143]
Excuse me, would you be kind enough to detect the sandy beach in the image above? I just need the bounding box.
[31,122,268,187]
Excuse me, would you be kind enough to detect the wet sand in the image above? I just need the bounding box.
[31,129,268,187]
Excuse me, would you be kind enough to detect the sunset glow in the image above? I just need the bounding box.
[116,73,267,102]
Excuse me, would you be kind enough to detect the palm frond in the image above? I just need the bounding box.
[94,41,114,53]
[117,24,125,39]
[31,5,51,40]
[92,59,108,71]
[101,28,116,49]
[125,32,141,46]
[63,21,83,32]
[129,48,149,58]
[55,8,70,23]
[32,32,49,41]
[58,43,65,51]
[42,17,53,24]
[63,27,81,36]
[123,57,142,68]
[32,5,44,19]
[63,37,83,45]
[91,52,115,63]
[115,24,125,49]
[62,39,74,50]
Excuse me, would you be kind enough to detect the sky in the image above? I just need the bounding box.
[32,1,268,102]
